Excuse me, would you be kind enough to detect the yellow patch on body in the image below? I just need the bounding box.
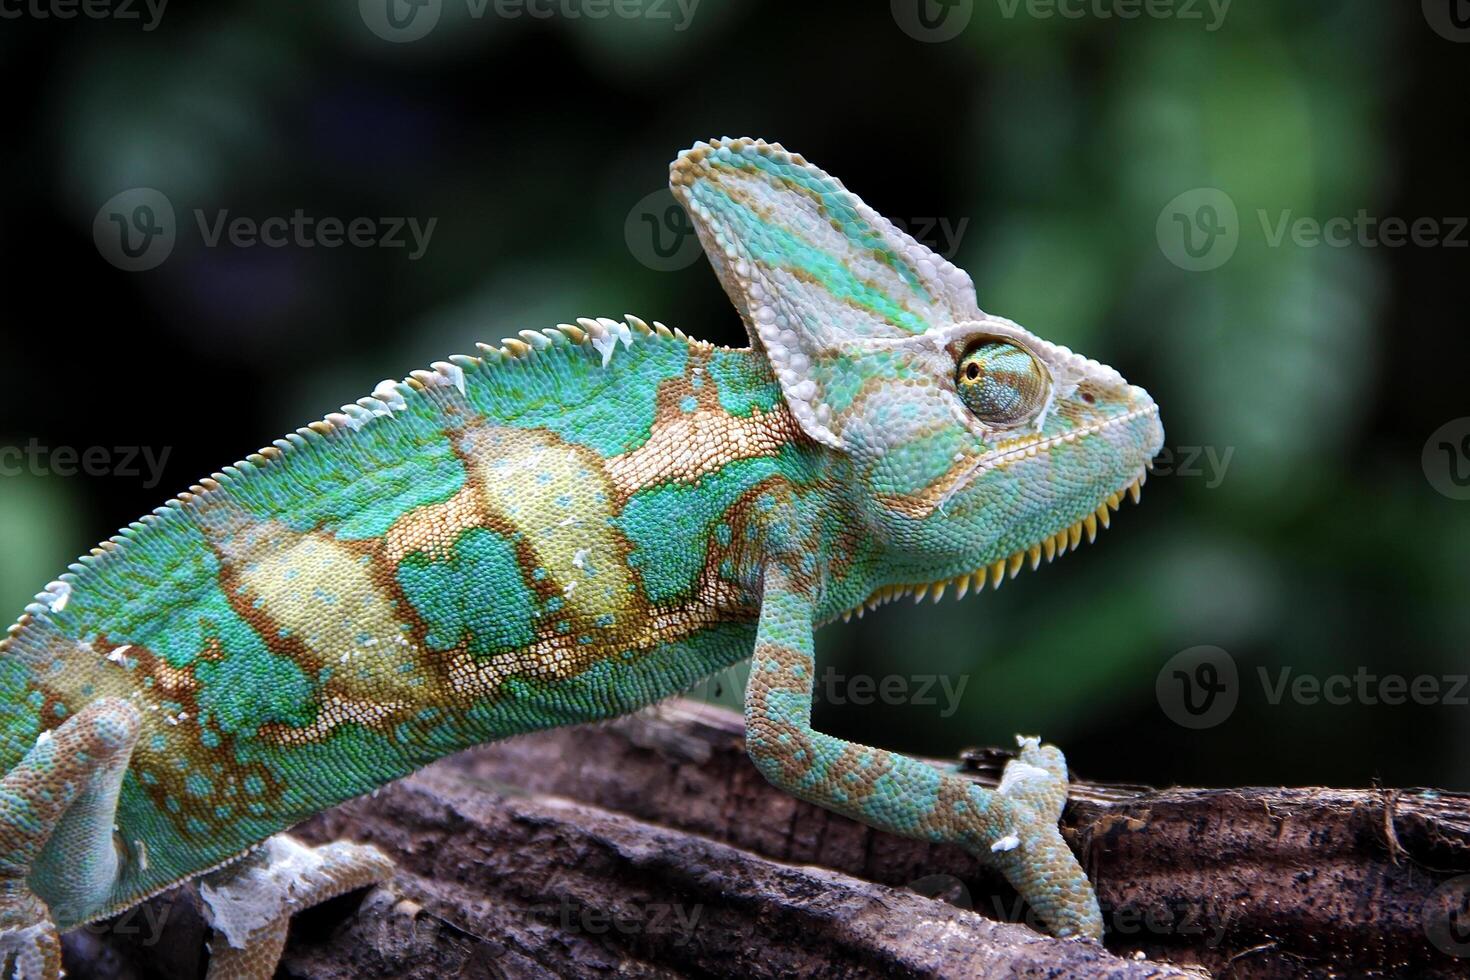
[226,522,437,708]
[461,425,634,626]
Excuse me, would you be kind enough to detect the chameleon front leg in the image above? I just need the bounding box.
[743,567,1103,939]
[198,833,394,980]
[0,697,142,980]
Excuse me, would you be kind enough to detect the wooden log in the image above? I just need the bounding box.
[62,700,1470,978]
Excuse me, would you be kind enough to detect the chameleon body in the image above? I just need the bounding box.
[0,138,1161,978]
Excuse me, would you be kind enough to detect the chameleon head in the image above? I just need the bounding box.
[832,314,1163,595]
[671,137,1163,603]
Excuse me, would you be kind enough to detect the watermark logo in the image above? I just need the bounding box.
[625,188,702,272]
[1422,418,1470,501]
[1156,188,1239,272]
[1424,875,1470,957]
[1156,646,1238,730]
[1160,649,1470,730]
[891,0,974,43]
[624,192,970,273]
[0,0,167,30]
[993,0,1230,32]
[1423,0,1470,42]
[817,668,970,719]
[1150,445,1234,489]
[93,189,438,270]
[1259,667,1470,708]
[1259,211,1468,250]
[687,666,969,718]
[991,891,1235,945]
[1,441,172,489]
[79,895,176,945]
[890,216,971,260]
[94,188,176,272]
[1160,189,1468,272]
[525,884,703,944]
[361,0,700,42]
[360,0,442,42]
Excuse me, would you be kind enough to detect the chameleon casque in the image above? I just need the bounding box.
[0,137,1162,978]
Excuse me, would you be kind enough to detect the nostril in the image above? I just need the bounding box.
[1081,391,1096,405]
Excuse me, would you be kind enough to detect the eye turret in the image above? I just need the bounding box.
[955,339,1050,427]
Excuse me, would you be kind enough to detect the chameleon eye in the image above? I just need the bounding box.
[955,339,1049,427]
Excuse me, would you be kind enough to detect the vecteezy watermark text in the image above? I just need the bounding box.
[889,216,971,260]
[1260,667,1470,708]
[0,441,172,489]
[1158,646,1470,729]
[993,0,1230,31]
[360,0,700,43]
[0,0,166,30]
[911,872,1235,945]
[1258,210,1469,250]
[1151,445,1233,489]
[194,210,436,259]
[624,186,970,272]
[817,668,970,719]
[991,891,1236,946]
[78,895,175,946]
[1158,188,1467,271]
[93,188,437,272]
[524,893,703,944]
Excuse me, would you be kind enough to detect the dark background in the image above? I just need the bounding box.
[2,0,1467,790]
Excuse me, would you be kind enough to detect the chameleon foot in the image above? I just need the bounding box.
[199,834,394,980]
[0,889,59,980]
[746,570,1104,941]
[997,735,1072,825]
[973,738,1101,939]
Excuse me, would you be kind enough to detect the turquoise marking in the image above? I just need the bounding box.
[617,447,805,603]
[706,348,783,417]
[195,641,314,737]
[721,150,932,305]
[691,184,930,335]
[870,427,970,496]
[463,337,689,457]
[396,528,537,655]
[228,401,467,541]
[48,518,250,670]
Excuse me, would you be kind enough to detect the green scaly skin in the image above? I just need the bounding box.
[0,138,1162,978]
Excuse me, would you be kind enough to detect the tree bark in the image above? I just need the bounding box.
[63,700,1470,978]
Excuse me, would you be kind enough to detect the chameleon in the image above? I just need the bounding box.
[0,137,1162,978]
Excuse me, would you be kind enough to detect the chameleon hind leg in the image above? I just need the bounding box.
[0,697,142,980]
[198,833,393,980]
[744,567,1103,939]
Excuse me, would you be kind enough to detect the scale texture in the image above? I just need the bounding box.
[0,137,1162,979]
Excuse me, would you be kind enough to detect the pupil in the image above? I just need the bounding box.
[965,363,981,381]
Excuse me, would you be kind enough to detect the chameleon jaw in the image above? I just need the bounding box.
[839,463,1152,623]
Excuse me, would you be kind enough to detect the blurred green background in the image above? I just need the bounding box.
[1,0,1467,789]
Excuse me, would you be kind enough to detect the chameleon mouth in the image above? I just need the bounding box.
[841,462,1152,623]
